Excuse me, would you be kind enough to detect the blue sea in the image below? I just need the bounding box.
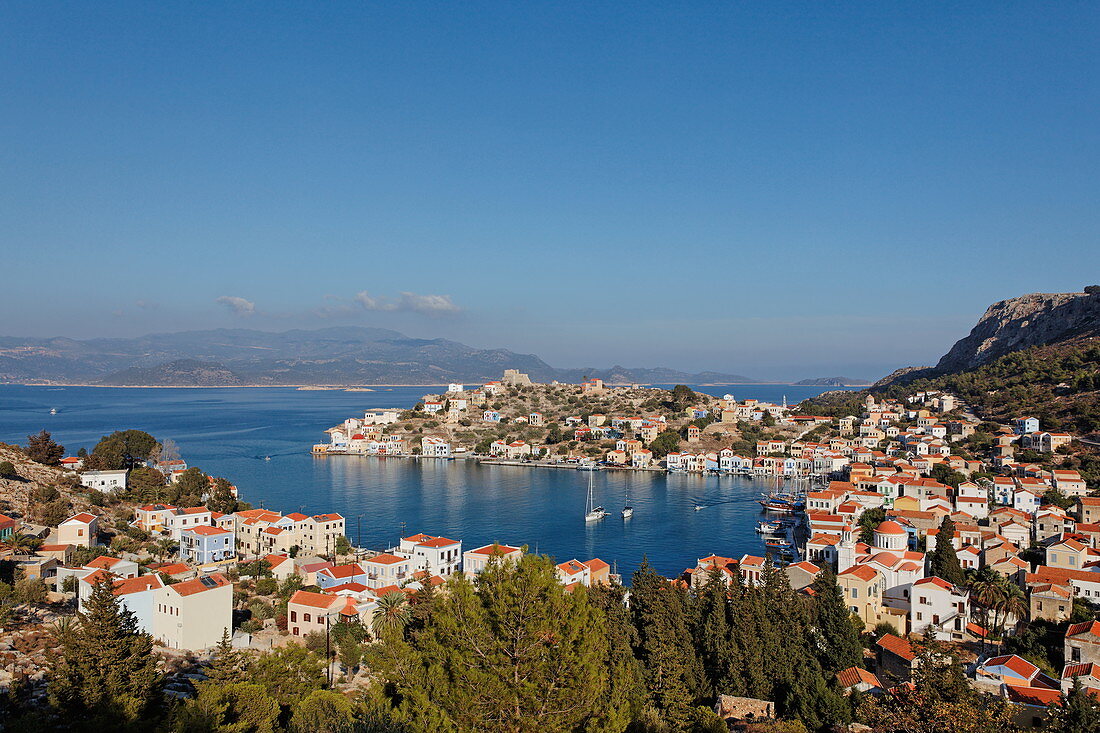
[0,384,854,579]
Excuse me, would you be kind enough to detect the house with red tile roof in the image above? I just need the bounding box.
[58,513,99,548]
[179,524,235,566]
[1061,662,1100,693]
[463,543,524,577]
[153,573,233,650]
[835,666,884,695]
[910,576,970,641]
[876,633,916,682]
[1066,620,1100,666]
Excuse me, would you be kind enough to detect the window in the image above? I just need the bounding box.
[290,611,297,622]
[304,613,311,622]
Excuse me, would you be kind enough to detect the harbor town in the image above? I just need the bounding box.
[1,372,1099,728]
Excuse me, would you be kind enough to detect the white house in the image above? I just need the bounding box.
[446,384,464,393]
[80,469,128,493]
[152,573,233,650]
[910,577,970,641]
[398,533,463,577]
[421,436,451,458]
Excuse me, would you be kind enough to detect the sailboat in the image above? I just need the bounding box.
[622,487,633,519]
[584,471,607,522]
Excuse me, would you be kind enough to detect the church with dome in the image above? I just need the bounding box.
[837,519,927,612]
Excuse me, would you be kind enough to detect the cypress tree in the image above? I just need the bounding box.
[726,567,767,698]
[1047,677,1100,732]
[589,582,648,732]
[693,567,734,695]
[929,516,965,586]
[810,568,864,675]
[48,578,162,730]
[629,559,706,726]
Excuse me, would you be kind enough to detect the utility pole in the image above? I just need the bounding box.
[325,614,332,686]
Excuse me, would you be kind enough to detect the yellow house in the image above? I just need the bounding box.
[837,564,885,628]
[891,496,921,513]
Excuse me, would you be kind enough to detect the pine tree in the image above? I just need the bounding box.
[630,559,706,726]
[170,682,280,733]
[810,568,864,675]
[48,578,162,730]
[370,554,615,732]
[205,628,244,683]
[25,429,64,466]
[929,516,965,586]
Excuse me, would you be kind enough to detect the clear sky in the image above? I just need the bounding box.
[3,3,1098,381]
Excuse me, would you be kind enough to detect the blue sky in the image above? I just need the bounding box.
[2,3,1098,380]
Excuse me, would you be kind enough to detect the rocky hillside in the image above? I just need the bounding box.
[99,359,245,386]
[794,376,871,387]
[0,443,89,523]
[807,287,1100,435]
[935,289,1100,372]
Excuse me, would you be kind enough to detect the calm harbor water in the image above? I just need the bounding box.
[0,383,854,579]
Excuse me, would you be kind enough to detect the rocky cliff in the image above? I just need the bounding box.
[934,289,1100,373]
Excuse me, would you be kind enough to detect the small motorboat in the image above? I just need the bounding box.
[49,408,58,415]
[694,504,706,511]
[264,456,272,461]
[765,538,793,549]
[755,521,781,533]
[622,505,633,519]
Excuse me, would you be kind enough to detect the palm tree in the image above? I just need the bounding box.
[371,591,411,639]
[968,572,1006,658]
[154,537,177,561]
[49,615,79,645]
[0,532,38,556]
[996,584,1029,653]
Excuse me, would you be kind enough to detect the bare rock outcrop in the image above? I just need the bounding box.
[935,289,1100,373]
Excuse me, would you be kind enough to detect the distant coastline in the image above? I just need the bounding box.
[0,381,844,389]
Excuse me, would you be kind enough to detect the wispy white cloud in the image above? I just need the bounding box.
[354,291,462,317]
[215,295,256,317]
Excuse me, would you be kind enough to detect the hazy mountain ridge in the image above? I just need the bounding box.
[0,327,757,386]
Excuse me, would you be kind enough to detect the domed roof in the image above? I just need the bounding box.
[875,520,907,536]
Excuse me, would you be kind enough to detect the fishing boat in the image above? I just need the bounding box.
[49,408,57,415]
[584,472,607,522]
[694,504,705,511]
[755,521,781,533]
[764,537,793,549]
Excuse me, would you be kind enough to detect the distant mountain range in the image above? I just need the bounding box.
[793,377,871,387]
[0,327,759,386]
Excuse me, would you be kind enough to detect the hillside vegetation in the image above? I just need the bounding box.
[882,339,1100,434]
